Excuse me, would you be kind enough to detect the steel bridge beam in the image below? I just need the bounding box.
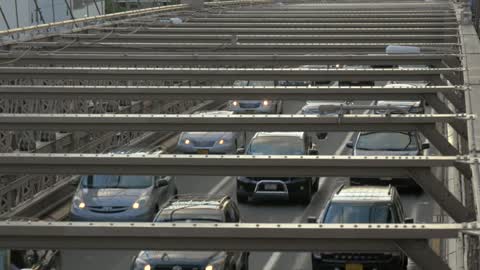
[54,34,459,44]
[185,17,459,23]
[0,67,459,81]
[86,27,459,35]
[0,114,469,132]
[0,85,462,100]
[113,22,460,28]
[0,53,458,67]
[12,42,458,54]
[0,221,463,251]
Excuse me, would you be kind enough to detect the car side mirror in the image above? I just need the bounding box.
[307,216,317,223]
[71,177,80,186]
[316,133,328,140]
[404,217,414,224]
[155,177,170,187]
[308,149,319,155]
[236,147,245,154]
[346,141,353,148]
[422,142,430,150]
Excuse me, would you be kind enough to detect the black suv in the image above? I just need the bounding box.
[347,131,429,190]
[309,186,413,270]
[236,132,319,204]
[131,195,249,270]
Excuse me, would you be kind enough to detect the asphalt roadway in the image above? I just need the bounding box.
[61,99,437,270]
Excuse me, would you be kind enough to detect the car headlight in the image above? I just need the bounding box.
[132,257,151,270]
[218,139,225,145]
[132,198,148,209]
[184,139,191,145]
[262,100,269,106]
[73,197,85,209]
[232,101,239,106]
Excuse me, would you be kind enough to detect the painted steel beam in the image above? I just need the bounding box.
[186,17,459,23]
[0,153,461,177]
[13,42,458,54]
[395,240,450,270]
[0,67,459,81]
[115,22,460,28]
[0,85,463,100]
[0,53,458,67]
[0,114,469,132]
[56,33,459,44]
[204,13,457,19]
[87,27,459,35]
[0,221,464,251]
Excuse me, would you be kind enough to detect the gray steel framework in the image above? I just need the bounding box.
[0,1,477,269]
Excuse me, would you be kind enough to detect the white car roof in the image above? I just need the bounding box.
[376,100,421,106]
[194,110,234,115]
[254,132,304,139]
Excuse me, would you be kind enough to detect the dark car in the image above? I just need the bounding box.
[131,196,249,270]
[347,131,429,189]
[236,132,319,204]
[309,186,413,270]
[227,80,282,114]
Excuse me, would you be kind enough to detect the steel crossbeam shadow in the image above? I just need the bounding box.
[0,153,474,222]
[0,67,461,82]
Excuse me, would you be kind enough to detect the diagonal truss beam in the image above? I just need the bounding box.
[0,67,460,82]
[395,240,450,270]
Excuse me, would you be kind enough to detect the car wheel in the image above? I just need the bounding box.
[299,184,312,205]
[241,254,249,270]
[237,192,248,204]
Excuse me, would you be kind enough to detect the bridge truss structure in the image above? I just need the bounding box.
[1,0,480,269]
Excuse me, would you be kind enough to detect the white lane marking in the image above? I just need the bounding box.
[207,176,233,197]
[263,133,353,270]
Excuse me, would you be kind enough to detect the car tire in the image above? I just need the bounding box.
[241,253,249,270]
[299,184,312,205]
[237,192,248,204]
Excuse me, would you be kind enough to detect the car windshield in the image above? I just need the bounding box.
[81,175,153,189]
[247,136,305,155]
[323,203,393,223]
[356,132,418,151]
[278,80,310,86]
[302,105,343,115]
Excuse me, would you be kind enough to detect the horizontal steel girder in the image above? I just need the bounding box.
[186,17,459,23]
[204,13,457,19]
[0,53,457,66]
[0,221,465,251]
[0,153,463,176]
[0,67,460,81]
[14,42,459,54]
[56,34,459,44]
[0,85,463,100]
[0,114,470,132]
[115,22,460,28]
[88,27,459,35]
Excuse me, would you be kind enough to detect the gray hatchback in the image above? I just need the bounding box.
[69,175,177,222]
